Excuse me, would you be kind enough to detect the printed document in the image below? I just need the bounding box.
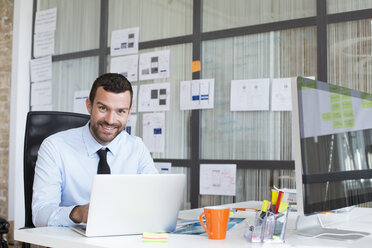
[230,79,269,111]
[110,27,139,56]
[34,8,57,34]
[139,50,170,81]
[110,54,138,82]
[138,83,170,112]
[180,79,214,110]
[142,112,165,153]
[200,164,236,196]
[30,56,52,83]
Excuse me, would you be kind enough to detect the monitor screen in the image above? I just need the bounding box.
[292,76,372,215]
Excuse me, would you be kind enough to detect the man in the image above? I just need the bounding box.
[32,73,158,227]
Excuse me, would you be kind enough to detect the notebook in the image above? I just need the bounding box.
[71,174,186,237]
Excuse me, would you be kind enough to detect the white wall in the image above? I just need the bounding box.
[9,0,33,229]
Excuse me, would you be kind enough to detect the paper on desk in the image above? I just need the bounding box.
[200,164,236,196]
[125,114,137,135]
[34,31,55,58]
[110,54,138,82]
[30,56,52,83]
[230,79,269,111]
[138,83,170,112]
[31,81,52,106]
[139,50,170,81]
[180,79,214,110]
[142,112,165,153]
[110,27,139,56]
[73,90,89,114]
[34,8,57,34]
[271,78,292,111]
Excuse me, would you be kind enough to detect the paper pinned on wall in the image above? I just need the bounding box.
[180,79,214,110]
[200,164,236,196]
[230,78,270,111]
[125,114,137,136]
[132,85,138,113]
[31,81,52,106]
[138,83,170,112]
[154,162,172,174]
[30,56,52,83]
[142,112,165,153]
[271,78,292,111]
[139,50,170,81]
[73,90,90,115]
[34,8,57,34]
[33,31,55,58]
[110,27,139,56]
[110,54,139,82]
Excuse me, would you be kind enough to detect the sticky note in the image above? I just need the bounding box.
[342,101,352,109]
[333,120,343,129]
[331,103,341,112]
[343,110,354,118]
[332,112,342,120]
[192,60,201,73]
[330,94,340,103]
[142,232,168,243]
[344,119,354,128]
[321,112,332,121]
[362,100,372,109]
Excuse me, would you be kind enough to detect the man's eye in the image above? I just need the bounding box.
[98,106,106,111]
[118,109,127,115]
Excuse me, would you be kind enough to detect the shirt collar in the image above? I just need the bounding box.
[83,122,126,157]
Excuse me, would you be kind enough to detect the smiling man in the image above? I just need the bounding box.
[32,73,157,227]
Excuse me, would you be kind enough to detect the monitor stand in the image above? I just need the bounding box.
[296,214,369,240]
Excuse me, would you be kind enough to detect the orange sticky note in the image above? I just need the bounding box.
[192,60,201,73]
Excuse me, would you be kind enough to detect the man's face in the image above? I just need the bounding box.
[86,86,132,145]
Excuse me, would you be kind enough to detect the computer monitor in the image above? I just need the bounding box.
[291,76,372,239]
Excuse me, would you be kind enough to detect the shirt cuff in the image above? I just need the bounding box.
[48,205,77,227]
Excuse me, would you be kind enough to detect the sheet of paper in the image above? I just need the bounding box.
[31,81,52,106]
[30,56,52,83]
[154,162,172,174]
[110,55,138,82]
[34,8,57,34]
[142,112,165,153]
[132,85,137,113]
[125,114,137,135]
[180,79,214,110]
[200,164,236,196]
[230,78,270,111]
[110,27,139,56]
[138,83,170,112]
[33,31,55,58]
[31,104,52,111]
[139,50,170,81]
[73,90,89,115]
[271,78,292,111]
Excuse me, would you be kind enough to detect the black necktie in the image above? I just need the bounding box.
[97,148,111,174]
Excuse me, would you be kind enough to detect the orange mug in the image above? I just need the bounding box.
[199,207,230,240]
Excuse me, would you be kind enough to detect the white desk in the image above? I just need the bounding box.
[15,202,372,248]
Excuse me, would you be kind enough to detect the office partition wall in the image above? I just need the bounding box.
[33,0,372,209]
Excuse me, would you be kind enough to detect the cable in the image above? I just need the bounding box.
[299,231,368,240]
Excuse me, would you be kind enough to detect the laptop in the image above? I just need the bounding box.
[71,174,186,237]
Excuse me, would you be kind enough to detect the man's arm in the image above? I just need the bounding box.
[32,138,78,227]
[70,204,89,223]
[137,138,158,174]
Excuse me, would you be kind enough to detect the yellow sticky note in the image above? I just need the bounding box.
[321,112,332,121]
[331,103,341,112]
[344,119,354,128]
[362,100,372,109]
[332,112,342,120]
[142,232,168,243]
[343,110,354,119]
[330,94,340,103]
[333,120,343,129]
[192,60,201,73]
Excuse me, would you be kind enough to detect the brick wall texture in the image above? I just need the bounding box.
[0,0,13,219]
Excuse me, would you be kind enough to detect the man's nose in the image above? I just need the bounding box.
[104,111,116,124]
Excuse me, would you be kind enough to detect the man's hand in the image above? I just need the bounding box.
[69,204,90,223]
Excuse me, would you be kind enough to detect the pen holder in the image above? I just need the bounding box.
[244,210,289,243]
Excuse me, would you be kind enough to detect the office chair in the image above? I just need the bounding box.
[23,111,90,229]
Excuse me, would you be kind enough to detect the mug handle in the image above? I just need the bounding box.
[199,212,212,236]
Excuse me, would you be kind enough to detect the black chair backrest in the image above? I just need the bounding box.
[24,111,90,228]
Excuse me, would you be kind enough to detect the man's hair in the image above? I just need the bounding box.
[89,73,133,107]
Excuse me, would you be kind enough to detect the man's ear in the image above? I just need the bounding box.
[86,98,92,115]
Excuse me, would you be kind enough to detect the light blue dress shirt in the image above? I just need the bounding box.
[32,122,157,227]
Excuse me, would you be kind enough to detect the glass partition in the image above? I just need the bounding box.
[328,0,372,14]
[108,0,193,44]
[202,0,316,32]
[51,57,99,111]
[200,27,317,160]
[37,0,100,54]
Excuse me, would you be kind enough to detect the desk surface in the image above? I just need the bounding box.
[15,202,372,248]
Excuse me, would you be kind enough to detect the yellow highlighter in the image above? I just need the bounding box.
[270,190,278,211]
[259,200,270,218]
